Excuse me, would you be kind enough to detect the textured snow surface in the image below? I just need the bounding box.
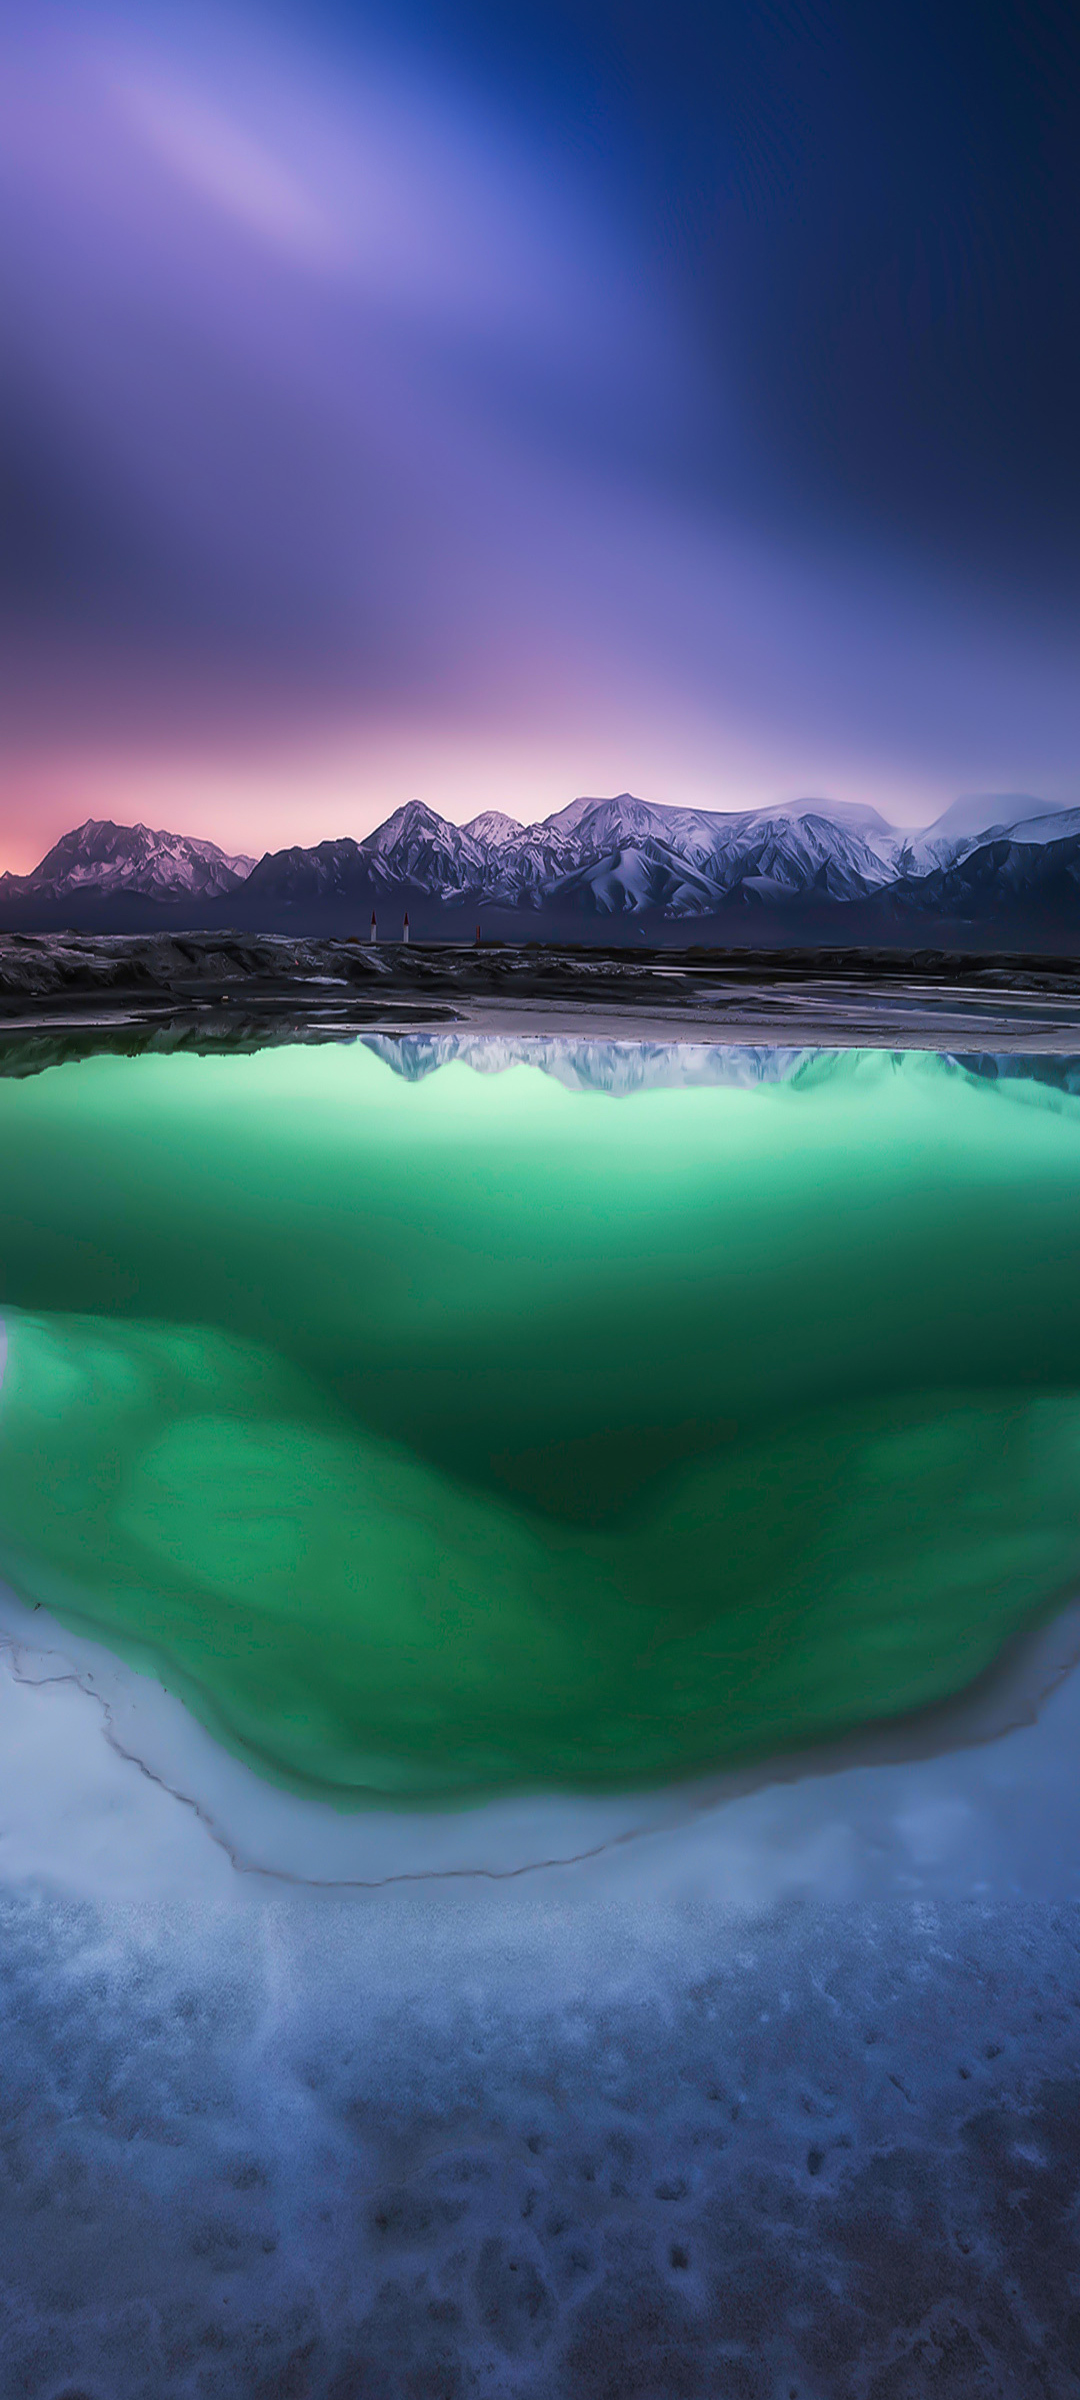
[1,1881,1079,2397]
[2,1595,1080,2395]
[0,820,254,902]
[3,1280,1080,2395]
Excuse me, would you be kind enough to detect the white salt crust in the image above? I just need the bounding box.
[3,1311,1080,1906]
[4,1323,1080,2394]
[2,1573,1080,1905]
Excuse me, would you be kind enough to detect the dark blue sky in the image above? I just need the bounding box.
[1,0,1077,856]
[327,0,1080,591]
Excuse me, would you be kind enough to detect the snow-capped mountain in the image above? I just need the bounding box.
[762,797,905,862]
[0,819,254,903]
[2,790,1077,942]
[896,793,1076,873]
[461,811,523,848]
[482,795,896,917]
[358,801,488,893]
[239,802,488,916]
[887,826,1080,930]
[984,803,1080,849]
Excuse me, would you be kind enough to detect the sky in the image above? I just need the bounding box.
[1,0,1078,869]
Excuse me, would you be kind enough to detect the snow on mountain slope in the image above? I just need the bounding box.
[887,824,1080,927]
[239,793,896,917]
[923,793,1050,844]
[736,796,903,862]
[0,794,903,923]
[544,795,712,853]
[706,811,893,901]
[532,792,903,860]
[544,839,723,918]
[493,796,897,916]
[531,792,623,840]
[987,805,1080,848]
[0,820,255,900]
[7,789,1073,936]
[483,820,584,902]
[358,800,487,893]
[899,793,1068,872]
[461,811,523,847]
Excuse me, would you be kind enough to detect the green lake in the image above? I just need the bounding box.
[1,1037,1079,1804]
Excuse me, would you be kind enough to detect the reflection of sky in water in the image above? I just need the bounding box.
[1,1038,1079,2390]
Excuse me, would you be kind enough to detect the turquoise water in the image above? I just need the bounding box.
[1,1038,1079,1802]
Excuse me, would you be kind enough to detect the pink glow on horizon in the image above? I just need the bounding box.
[1,2,1076,868]
[0,722,982,877]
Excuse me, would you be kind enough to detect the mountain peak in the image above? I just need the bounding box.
[461,810,523,847]
[362,799,463,852]
[8,817,254,900]
[536,791,645,838]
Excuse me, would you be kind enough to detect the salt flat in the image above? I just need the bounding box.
[1,1565,1079,2395]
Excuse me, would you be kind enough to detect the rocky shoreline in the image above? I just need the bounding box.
[2,931,1080,1050]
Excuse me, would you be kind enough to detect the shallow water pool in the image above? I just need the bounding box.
[1,1035,1079,1804]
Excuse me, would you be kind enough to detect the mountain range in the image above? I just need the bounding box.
[2,792,1079,947]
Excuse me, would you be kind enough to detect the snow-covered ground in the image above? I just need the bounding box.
[1,1555,1080,2395]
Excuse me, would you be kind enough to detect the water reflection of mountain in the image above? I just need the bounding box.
[362,1034,831,1093]
[950,1051,1080,1101]
[2,1017,1080,1105]
[364,1032,1080,1102]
